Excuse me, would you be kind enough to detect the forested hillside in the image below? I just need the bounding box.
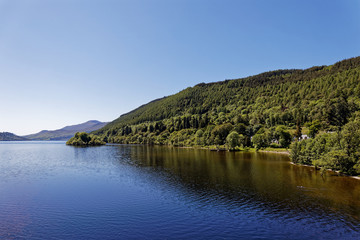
[93,57,360,152]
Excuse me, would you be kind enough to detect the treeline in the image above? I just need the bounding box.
[88,57,360,173]
[98,113,297,150]
[95,56,360,132]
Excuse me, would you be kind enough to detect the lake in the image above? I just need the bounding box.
[0,142,359,239]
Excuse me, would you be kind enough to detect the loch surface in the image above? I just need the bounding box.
[0,142,360,239]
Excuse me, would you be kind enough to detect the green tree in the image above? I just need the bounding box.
[195,129,204,145]
[294,121,302,141]
[326,95,350,129]
[308,120,321,138]
[290,141,304,164]
[226,131,243,150]
[341,121,360,157]
[211,123,233,144]
[274,125,292,148]
[252,133,267,150]
[279,131,292,148]
[318,150,354,175]
[80,132,91,143]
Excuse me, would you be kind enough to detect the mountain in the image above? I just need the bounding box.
[0,132,29,141]
[25,120,108,141]
[92,56,360,147]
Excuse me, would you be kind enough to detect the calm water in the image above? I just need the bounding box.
[0,142,360,239]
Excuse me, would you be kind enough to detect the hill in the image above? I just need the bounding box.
[92,56,360,148]
[25,120,108,141]
[0,132,29,141]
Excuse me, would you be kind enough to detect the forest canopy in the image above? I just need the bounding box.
[92,57,360,143]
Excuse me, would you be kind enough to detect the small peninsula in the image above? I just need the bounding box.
[66,132,105,146]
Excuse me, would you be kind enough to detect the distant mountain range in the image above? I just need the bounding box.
[24,120,108,141]
[0,132,28,141]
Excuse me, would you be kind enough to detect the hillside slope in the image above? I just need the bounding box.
[25,120,108,140]
[0,132,28,141]
[93,57,360,147]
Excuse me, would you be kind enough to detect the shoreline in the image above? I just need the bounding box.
[108,143,291,155]
[289,162,360,180]
[258,150,290,155]
[184,146,290,154]
[106,143,360,179]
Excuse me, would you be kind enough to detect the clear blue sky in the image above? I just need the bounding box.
[0,0,359,135]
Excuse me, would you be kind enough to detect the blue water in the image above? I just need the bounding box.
[0,142,359,239]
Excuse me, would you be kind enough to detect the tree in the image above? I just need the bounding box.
[318,150,354,175]
[274,125,292,148]
[195,129,204,146]
[308,120,321,138]
[279,131,292,148]
[341,121,360,157]
[326,95,350,129]
[290,141,302,164]
[79,132,91,143]
[211,123,233,144]
[294,121,302,141]
[234,123,247,135]
[226,131,243,150]
[252,133,267,150]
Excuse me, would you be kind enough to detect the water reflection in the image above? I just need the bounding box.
[117,145,360,228]
[1,142,360,239]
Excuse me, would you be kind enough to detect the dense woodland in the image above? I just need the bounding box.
[290,120,360,175]
[91,57,360,174]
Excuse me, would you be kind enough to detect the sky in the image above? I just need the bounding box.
[0,0,359,135]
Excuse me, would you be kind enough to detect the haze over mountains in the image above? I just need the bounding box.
[24,120,108,141]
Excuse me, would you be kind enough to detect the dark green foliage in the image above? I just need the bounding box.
[89,57,360,155]
[290,119,360,175]
[66,132,105,146]
[211,123,233,145]
[326,93,351,129]
[294,121,302,141]
[290,141,302,164]
[226,131,244,150]
[275,126,292,148]
[251,133,269,150]
[308,120,321,138]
